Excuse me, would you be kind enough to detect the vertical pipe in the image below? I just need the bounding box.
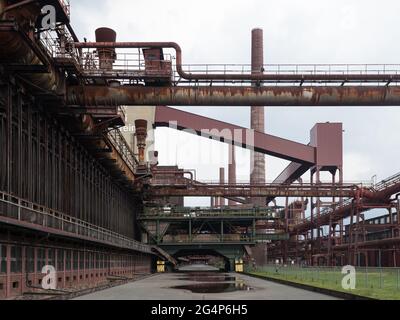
[250,28,265,206]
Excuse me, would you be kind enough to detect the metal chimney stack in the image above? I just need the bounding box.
[250,28,266,206]
[135,119,148,164]
[95,27,117,70]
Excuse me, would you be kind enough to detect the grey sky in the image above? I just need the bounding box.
[71,0,400,208]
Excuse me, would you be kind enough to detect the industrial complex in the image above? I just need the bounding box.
[0,0,399,300]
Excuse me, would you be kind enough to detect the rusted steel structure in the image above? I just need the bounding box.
[1,0,400,299]
[0,0,171,299]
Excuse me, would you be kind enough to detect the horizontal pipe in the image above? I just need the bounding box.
[66,85,400,107]
[73,41,400,83]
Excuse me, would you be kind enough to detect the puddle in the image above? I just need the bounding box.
[171,272,253,293]
[178,274,236,282]
[172,282,253,294]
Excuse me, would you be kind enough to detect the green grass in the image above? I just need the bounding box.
[249,268,400,300]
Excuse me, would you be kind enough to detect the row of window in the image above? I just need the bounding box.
[0,244,148,274]
[368,214,398,225]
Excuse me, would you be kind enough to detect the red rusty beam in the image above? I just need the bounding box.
[154,106,315,164]
[66,85,400,107]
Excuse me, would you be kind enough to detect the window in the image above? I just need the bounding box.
[26,247,35,273]
[11,246,22,273]
[57,250,64,272]
[0,244,6,274]
[85,252,90,270]
[65,250,71,271]
[79,252,84,270]
[96,253,101,269]
[90,253,94,269]
[48,248,55,269]
[37,248,45,273]
[73,251,78,271]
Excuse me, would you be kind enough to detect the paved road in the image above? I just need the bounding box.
[75,270,338,300]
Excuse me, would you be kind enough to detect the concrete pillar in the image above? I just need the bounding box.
[250,28,266,207]
[228,145,237,206]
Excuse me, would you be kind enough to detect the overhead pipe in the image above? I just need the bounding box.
[73,41,400,83]
[66,85,400,107]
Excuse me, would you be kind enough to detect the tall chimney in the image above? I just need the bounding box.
[219,167,226,207]
[228,145,237,206]
[250,28,266,207]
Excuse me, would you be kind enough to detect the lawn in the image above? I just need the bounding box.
[249,267,400,300]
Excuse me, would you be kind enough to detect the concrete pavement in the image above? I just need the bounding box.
[74,270,338,300]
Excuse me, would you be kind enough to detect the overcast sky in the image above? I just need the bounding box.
[71,0,400,208]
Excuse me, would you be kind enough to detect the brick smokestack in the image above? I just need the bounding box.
[250,28,266,206]
[219,167,226,207]
[228,145,237,206]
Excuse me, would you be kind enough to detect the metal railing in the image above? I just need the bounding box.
[107,128,139,172]
[374,172,400,192]
[0,191,151,254]
[160,233,288,244]
[80,50,173,78]
[142,206,277,219]
[177,63,400,76]
[40,28,80,61]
